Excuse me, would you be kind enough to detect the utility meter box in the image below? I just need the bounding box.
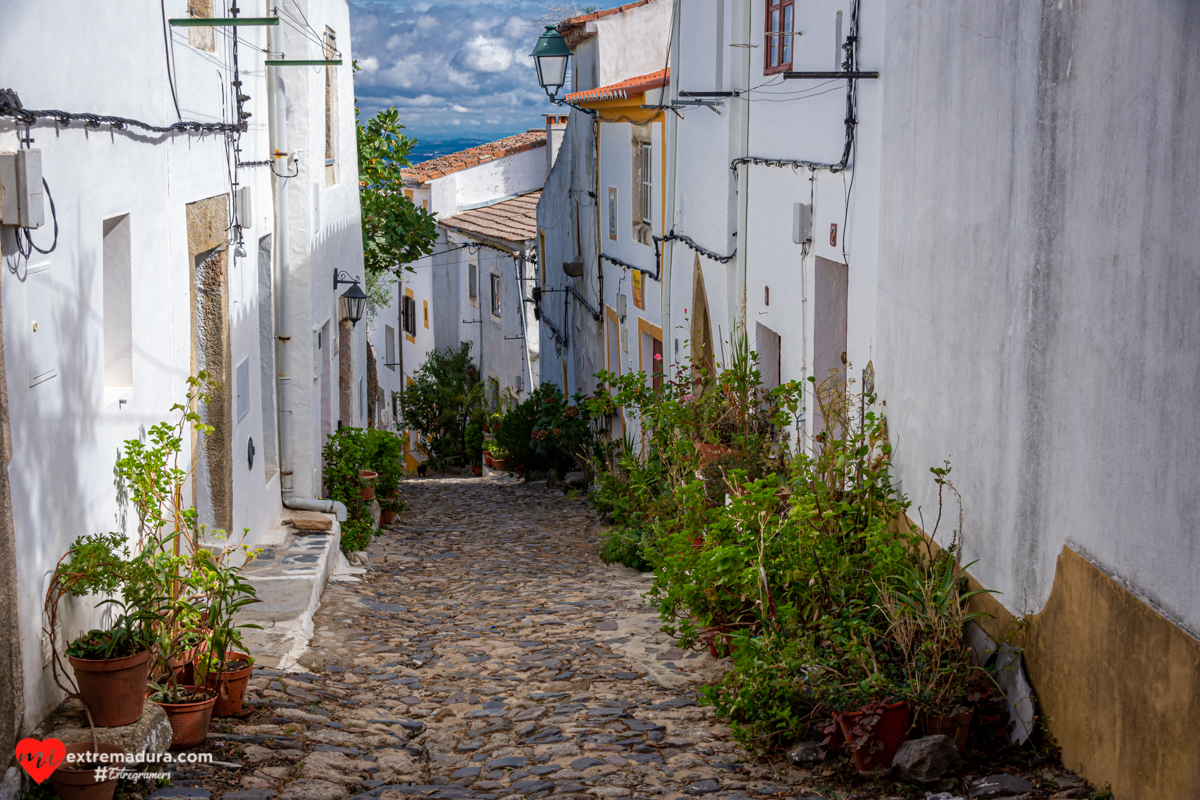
[792,201,812,245]
[0,149,45,229]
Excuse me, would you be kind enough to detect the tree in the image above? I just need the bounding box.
[395,342,484,466]
[356,72,438,277]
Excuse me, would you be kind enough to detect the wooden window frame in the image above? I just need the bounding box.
[764,0,795,75]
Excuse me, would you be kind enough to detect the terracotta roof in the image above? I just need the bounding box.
[559,0,657,31]
[401,130,546,185]
[438,191,541,246]
[563,68,669,104]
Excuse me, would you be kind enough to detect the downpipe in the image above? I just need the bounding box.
[269,23,295,503]
[284,497,348,522]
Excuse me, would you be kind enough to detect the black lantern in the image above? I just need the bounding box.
[334,269,368,326]
[530,25,571,100]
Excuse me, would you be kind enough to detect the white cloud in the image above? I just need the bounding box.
[452,104,471,113]
[463,35,514,72]
[360,56,380,72]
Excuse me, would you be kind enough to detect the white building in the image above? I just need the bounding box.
[535,0,672,405]
[0,0,366,745]
[371,126,564,468]
[536,0,1200,795]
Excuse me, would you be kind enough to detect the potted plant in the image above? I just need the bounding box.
[484,439,510,471]
[379,496,403,525]
[196,649,254,718]
[358,469,378,499]
[50,742,127,800]
[836,697,912,774]
[879,521,992,754]
[43,532,157,728]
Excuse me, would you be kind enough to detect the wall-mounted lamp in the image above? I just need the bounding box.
[334,269,367,325]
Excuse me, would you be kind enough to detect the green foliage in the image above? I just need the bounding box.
[583,329,987,752]
[356,104,438,277]
[46,376,260,705]
[493,382,561,473]
[465,420,484,466]
[365,427,404,498]
[322,426,372,519]
[341,519,373,552]
[395,342,484,467]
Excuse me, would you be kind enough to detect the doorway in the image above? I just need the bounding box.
[813,256,848,437]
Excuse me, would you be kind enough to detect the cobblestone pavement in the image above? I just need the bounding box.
[178,477,821,800]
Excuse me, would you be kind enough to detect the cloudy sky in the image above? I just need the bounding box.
[349,0,613,148]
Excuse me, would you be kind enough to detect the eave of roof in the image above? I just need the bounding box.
[563,68,669,105]
[437,191,541,246]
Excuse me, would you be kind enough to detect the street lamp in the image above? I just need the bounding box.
[530,25,570,100]
[334,269,367,326]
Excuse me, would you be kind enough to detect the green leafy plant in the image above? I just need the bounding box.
[493,382,561,474]
[340,519,373,552]
[395,342,484,467]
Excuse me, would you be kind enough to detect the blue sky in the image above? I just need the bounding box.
[349,0,609,147]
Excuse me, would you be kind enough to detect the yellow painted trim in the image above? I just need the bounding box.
[578,92,666,124]
[404,287,416,343]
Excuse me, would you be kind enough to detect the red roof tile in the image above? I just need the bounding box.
[563,68,669,104]
[401,130,546,185]
[559,0,658,30]
[438,192,541,246]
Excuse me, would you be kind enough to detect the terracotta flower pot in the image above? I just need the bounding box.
[492,458,507,471]
[838,700,911,775]
[68,649,150,727]
[472,465,482,476]
[920,708,973,752]
[359,470,378,500]
[50,742,125,800]
[203,653,253,718]
[169,644,199,686]
[484,453,495,468]
[151,686,216,749]
[380,509,397,524]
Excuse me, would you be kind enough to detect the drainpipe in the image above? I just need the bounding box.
[269,23,341,519]
[516,246,534,396]
[734,0,752,334]
[662,0,681,369]
[268,27,295,504]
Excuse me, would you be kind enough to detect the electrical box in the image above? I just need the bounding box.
[616,293,628,320]
[237,186,253,229]
[0,149,45,229]
[792,202,812,245]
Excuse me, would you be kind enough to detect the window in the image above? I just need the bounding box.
[324,28,338,186]
[402,295,417,336]
[384,324,396,371]
[640,144,652,224]
[102,214,132,389]
[764,0,795,74]
[423,299,429,328]
[468,259,479,305]
[608,188,618,240]
[490,273,501,317]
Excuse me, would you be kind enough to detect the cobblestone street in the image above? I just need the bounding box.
[198,477,814,800]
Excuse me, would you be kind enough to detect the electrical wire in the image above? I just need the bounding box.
[160,0,182,120]
[2,104,243,135]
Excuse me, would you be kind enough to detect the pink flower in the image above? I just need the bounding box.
[654,353,663,361]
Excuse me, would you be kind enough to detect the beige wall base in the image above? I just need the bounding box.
[966,547,1200,799]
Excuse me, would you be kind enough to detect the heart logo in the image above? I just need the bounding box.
[15,737,65,783]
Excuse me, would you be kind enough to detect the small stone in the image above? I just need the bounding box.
[892,735,963,782]
[970,775,1036,798]
[485,756,528,769]
[568,757,604,770]
[453,767,482,780]
[685,781,720,795]
[278,779,350,800]
[785,741,823,765]
[288,511,334,531]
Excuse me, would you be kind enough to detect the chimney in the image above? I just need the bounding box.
[544,114,568,173]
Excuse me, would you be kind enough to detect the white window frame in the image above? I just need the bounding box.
[640,143,653,224]
[490,273,502,318]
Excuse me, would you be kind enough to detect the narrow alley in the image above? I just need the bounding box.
[203,478,812,800]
